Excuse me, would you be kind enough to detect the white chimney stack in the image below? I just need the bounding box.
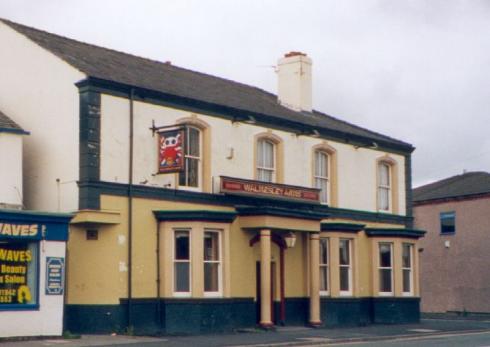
[277,51,312,112]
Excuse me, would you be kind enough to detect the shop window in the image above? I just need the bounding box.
[319,238,329,295]
[256,139,275,182]
[173,229,191,296]
[0,241,38,308]
[440,212,455,234]
[402,243,413,296]
[179,126,201,189]
[203,230,221,296]
[314,151,330,204]
[339,239,352,296]
[378,242,393,295]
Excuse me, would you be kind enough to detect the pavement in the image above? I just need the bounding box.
[2,318,490,347]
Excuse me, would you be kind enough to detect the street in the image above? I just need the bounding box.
[2,319,490,347]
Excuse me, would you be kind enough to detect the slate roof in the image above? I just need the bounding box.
[0,18,413,152]
[413,171,490,203]
[0,109,25,133]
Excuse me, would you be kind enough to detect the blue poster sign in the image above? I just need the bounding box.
[45,257,64,295]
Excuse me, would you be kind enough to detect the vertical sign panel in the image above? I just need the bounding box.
[45,257,65,295]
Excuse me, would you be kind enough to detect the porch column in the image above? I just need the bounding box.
[260,229,273,328]
[309,232,322,326]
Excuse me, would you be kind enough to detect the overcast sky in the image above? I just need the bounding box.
[1,0,489,187]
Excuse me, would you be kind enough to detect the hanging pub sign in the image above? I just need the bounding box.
[158,128,185,174]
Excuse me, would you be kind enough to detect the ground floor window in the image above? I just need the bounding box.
[174,230,191,296]
[402,243,413,295]
[204,230,222,296]
[319,238,329,295]
[378,242,393,295]
[0,241,38,308]
[339,239,352,295]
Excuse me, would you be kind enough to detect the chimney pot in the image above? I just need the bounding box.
[284,51,307,58]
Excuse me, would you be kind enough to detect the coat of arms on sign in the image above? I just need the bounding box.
[158,129,185,173]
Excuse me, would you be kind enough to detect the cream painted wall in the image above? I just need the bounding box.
[100,95,406,214]
[0,241,66,338]
[0,22,85,212]
[0,133,23,207]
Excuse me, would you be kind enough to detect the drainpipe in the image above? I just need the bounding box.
[156,220,162,325]
[127,88,135,330]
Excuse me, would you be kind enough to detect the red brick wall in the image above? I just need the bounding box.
[414,196,490,313]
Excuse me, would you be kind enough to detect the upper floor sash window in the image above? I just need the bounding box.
[179,126,201,188]
[256,139,275,182]
[314,150,330,204]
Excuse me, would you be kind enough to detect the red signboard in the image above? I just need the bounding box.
[220,176,320,203]
[158,128,185,173]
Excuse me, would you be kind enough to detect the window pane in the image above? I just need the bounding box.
[264,141,273,168]
[175,262,190,292]
[379,187,389,210]
[379,269,392,292]
[315,151,328,177]
[187,158,199,187]
[188,127,200,157]
[175,231,189,260]
[440,212,455,234]
[403,269,411,293]
[204,263,219,292]
[320,239,328,265]
[379,243,392,267]
[204,232,219,261]
[402,244,412,268]
[0,242,38,306]
[379,163,390,186]
[320,266,328,292]
[339,240,350,265]
[315,177,328,203]
[339,267,350,291]
[258,168,273,183]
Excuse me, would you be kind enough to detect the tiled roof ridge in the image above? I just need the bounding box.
[312,110,412,147]
[0,18,413,150]
[0,18,279,100]
[0,109,24,131]
[413,171,490,202]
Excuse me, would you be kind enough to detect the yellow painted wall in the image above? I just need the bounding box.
[67,193,420,305]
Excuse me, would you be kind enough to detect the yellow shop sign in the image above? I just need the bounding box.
[0,223,39,237]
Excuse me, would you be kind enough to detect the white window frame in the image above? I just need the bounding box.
[377,162,391,212]
[173,229,192,297]
[339,239,353,296]
[179,126,202,191]
[319,237,329,296]
[402,243,414,296]
[378,242,394,296]
[203,229,223,297]
[314,150,330,204]
[256,139,276,183]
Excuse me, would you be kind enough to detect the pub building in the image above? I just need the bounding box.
[0,19,425,335]
[0,111,71,338]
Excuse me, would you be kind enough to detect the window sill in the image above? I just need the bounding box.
[203,292,222,298]
[378,292,394,297]
[0,304,39,311]
[172,292,192,298]
[339,291,353,297]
